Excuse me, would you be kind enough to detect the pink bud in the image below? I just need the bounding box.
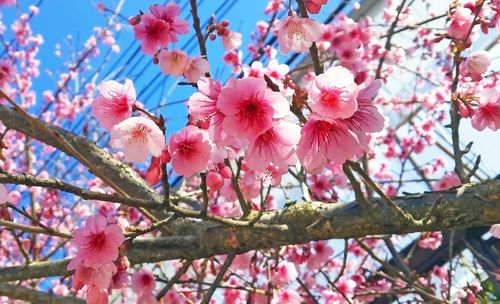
[465,50,491,75]
[144,157,162,185]
[219,166,232,179]
[207,171,223,191]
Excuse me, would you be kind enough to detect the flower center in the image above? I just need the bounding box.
[320,89,342,107]
[129,124,150,143]
[87,231,106,252]
[287,23,305,42]
[179,141,194,156]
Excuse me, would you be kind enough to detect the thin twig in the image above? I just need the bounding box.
[200,254,235,304]
[156,260,193,300]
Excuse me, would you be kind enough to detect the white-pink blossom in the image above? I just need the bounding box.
[110,117,166,162]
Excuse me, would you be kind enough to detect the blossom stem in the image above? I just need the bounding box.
[295,0,323,75]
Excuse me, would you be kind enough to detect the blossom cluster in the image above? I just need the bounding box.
[67,215,125,303]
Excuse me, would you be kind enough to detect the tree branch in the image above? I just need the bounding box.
[1,180,499,283]
[0,283,85,303]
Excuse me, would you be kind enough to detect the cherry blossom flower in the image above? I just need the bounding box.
[184,56,210,83]
[169,125,213,176]
[433,172,461,191]
[309,66,359,121]
[86,285,109,304]
[133,14,171,55]
[137,294,159,304]
[245,121,300,172]
[158,49,190,77]
[67,258,117,290]
[0,184,7,203]
[0,0,16,7]
[110,117,166,163]
[70,215,124,267]
[446,6,474,40]
[132,269,156,296]
[0,60,15,87]
[297,117,361,174]
[490,224,500,238]
[218,77,289,139]
[344,79,385,149]
[149,3,189,43]
[271,261,298,287]
[306,241,334,269]
[187,77,222,122]
[465,50,491,75]
[418,231,442,250]
[222,31,242,50]
[274,14,323,54]
[471,88,500,131]
[272,289,304,304]
[91,79,136,130]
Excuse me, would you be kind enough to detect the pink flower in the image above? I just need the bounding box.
[187,77,222,122]
[184,57,210,83]
[110,117,166,163]
[137,294,159,304]
[158,49,190,77]
[490,224,500,238]
[110,270,129,289]
[0,184,7,203]
[471,89,500,131]
[297,117,361,174]
[132,269,156,296]
[0,0,16,7]
[149,3,189,43]
[67,258,117,290]
[222,31,242,50]
[218,77,289,140]
[0,60,15,87]
[446,7,474,40]
[71,215,124,267]
[133,14,170,55]
[271,261,298,287]
[86,285,109,304]
[305,0,328,14]
[169,125,213,176]
[306,241,334,269]
[418,231,442,250]
[309,66,359,121]
[245,121,300,172]
[433,172,461,191]
[272,289,304,304]
[344,79,385,137]
[465,50,491,75]
[91,79,136,130]
[274,15,322,54]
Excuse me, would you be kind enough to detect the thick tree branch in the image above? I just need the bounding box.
[1,180,499,283]
[0,283,85,303]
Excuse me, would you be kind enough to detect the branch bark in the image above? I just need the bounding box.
[1,180,499,283]
[0,283,85,303]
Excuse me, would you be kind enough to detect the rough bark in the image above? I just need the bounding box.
[1,180,499,283]
[0,283,85,303]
